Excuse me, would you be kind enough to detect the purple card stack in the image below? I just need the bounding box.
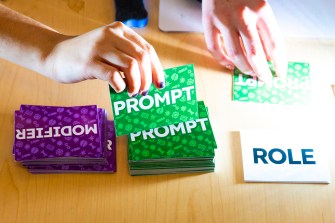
[13,105,116,173]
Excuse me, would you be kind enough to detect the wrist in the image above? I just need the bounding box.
[42,32,72,81]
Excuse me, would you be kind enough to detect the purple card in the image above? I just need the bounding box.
[14,105,105,163]
[27,120,117,173]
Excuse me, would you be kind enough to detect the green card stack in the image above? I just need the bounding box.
[233,62,311,105]
[128,101,216,175]
[109,64,217,176]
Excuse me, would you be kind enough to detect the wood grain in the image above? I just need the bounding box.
[1,1,335,222]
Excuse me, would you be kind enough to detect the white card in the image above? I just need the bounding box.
[158,0,335,39]
[240,129,330,183]
[158,0,203,32]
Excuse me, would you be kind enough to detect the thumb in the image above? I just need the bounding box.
[89,61,126,93]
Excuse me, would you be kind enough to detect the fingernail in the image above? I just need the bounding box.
[258,75,272,85]
[249,72,257,77]
[159,81,165,89]
[141,90,148,96]
[225,64,235,71]
[279,73,287,80]
[277,68,287,80]
[244,70,254,75]
[132,93,138,98]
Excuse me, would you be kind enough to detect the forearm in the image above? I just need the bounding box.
[0,4,165,95]
[0,4,67,78]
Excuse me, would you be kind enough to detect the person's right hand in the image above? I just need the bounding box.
[202,0,287,83]
[47,21,165,97]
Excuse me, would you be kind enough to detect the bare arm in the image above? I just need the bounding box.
[0,4,165,96]
[0,4,64,78]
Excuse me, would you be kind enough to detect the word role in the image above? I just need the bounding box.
[253,148,316,164]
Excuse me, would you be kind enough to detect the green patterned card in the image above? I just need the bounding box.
[109,64,198,136]
[128,101,217,162]
[233,62,311,104]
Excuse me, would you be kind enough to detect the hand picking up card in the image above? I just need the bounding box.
[233,62,311,105]
[110,64,198,136]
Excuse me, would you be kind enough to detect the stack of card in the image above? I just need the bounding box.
[110,64,217,176]
[233,62,311,105]
[13,105,116,173]
[127,101,217,175]
[110,64,199,136]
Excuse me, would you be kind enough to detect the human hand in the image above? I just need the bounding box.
[47,22,165,97]
[202,0,287,82]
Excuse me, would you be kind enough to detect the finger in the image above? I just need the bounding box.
[98,47,141,97]
[123,28,166,89]
[107,70,126,93]
[258,6,288,79]
[238,21,273,83]
[89,61,126,93]
[258,27,272,61]
[123,41,152,95]
[147,48,165,89]
[215,21,254,75]
[109,32,150,95]
[203,18,234,70]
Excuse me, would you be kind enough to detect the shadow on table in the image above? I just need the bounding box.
[229,131,244,184]
[144,31,231,75]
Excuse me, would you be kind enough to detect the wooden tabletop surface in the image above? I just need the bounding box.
[1,0,335,222]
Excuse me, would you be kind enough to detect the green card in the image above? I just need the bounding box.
[128,101,217,162]
[109,64,198,136]
[233,62,311,104]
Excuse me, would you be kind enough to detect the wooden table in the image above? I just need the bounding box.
[1,1,335,222]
